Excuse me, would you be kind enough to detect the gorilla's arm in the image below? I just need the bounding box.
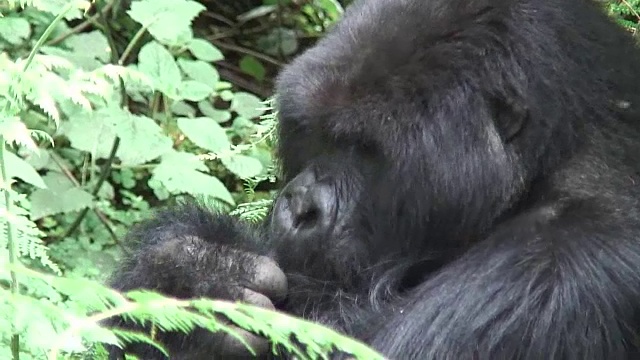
[363,197,640,359]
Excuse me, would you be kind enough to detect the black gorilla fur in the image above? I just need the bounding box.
[108,0,640,358]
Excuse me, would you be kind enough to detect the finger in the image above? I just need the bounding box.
[242,288,275,309]
[219,325,269,357]
[249,255,288,301]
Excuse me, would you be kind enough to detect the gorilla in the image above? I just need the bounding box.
[107,0,640,358]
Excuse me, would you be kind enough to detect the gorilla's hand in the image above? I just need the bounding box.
[113,234,288,358]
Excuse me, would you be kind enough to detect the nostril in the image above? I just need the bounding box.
[294,208,319,229]
[271,169,336,238]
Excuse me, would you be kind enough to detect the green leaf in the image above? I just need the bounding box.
[65,31,111,62]
[127,0,205,46]
[221,154,264,179]
[150,151,235,204]
[239,56,266,82]
[53,30,112,70]
[30,172,93,219]
[231,92,266,119]
[4,151,46,189]
[316,0,345,21]
[137,41,181,96]
[257,28,298,56]
[0,116,39,151]
[176,80,213,102]
[220,90,234,102]
[177,59,220,89]
[64,107,173,166]
[197,101,231,123]
[30,0,85,19]
[188,38,224,62]
[171,101,197,117]
[63,110,117,160]
[0,17,31,45]
[177,117,231,152]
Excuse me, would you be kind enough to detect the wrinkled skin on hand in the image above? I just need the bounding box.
[108,233,288,359]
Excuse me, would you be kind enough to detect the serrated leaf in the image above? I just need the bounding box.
[176,80,213,102]
[30,173,93,219]
[137,41,181,96]
[231,92,266,119]
[150,151,234,204]
[4,151,46,189]
[221,154,264,179]
[0,116,39,151]
[177,117,231,153]
[0,17,31,45]
[188,38,224,62]
[177,59,220,89]
[32,85,60,121]
[64,107,172,166]
[63,109,118,159]
[114,114,174,165]
[127,0,205,46]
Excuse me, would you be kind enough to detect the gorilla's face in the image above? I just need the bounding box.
[269,147,381,285]
[267,11,541,284]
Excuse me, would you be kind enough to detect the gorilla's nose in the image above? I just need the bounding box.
[271,170,335,238]
[286,186,321,228]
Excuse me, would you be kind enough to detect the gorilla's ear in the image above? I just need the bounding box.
[489,95,529,142]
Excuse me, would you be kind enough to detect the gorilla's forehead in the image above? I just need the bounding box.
[276,0,526,122]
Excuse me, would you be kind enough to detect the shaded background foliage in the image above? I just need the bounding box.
[0,0,637,359]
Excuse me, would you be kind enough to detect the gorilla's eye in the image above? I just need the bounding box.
[490,96,529,142]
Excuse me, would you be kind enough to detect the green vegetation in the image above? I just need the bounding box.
[0,0,636,358]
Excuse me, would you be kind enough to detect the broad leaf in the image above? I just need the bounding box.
[0,17,31,45]
[30,172,93,219]
[177,117,231,153]
[198,101,231,123]
[150,151,235,204]
[64,107,172,165]
[231,92,266,119]
[239,56,266,82]
[178,59,220,89]
[137,41,181,97]
[188,38,224,62]
[4,151,46,189]
[176,80,213,102]
[128,0,205,46]
[221,154,264,179]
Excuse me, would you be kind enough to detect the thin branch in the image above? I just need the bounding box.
[62,137,120,240]
[209,39,285,67]
[49,151,124,251]
[0,139,20,360]
[46,1,115,46]
[621,0,640,22]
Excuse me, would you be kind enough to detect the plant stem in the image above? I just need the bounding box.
[22,1,78,72]
[0,136,20,360]
[119,21,154,65]
[63,137,120,239]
